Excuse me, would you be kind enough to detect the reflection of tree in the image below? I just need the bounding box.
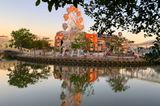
[107,75,129,93]
[105,67,130,93]
[53,66,95,106]
[8,62,51,88]
[70,74,92,94]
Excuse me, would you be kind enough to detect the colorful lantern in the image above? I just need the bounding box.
[62,23,68,30]
[79,17,83,23]
[63,14,69,21]
[76,11,81,16]
[78,25,84,30]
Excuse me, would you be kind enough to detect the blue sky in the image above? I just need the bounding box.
[0,0,155,43]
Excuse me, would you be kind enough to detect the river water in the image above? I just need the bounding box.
[0,61,160,106]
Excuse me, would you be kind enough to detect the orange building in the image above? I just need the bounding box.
[84,33,98,51]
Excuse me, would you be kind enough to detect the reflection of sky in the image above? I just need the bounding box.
[0,0,156,43]
[82,78,160,106]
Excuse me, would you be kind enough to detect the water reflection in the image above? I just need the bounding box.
[4,61,160,106]
[52,66,160,106]
[54,66,96,106]
[7,62,51,88]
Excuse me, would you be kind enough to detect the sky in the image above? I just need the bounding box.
[0,0,156,44]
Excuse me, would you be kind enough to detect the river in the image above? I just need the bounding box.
[0,61,160,106]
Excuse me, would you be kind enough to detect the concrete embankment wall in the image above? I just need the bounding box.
[14,55,157,67]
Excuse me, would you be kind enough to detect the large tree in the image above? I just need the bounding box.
[36,0,160,37]
[10,28,36,51]
[84,0,160,36]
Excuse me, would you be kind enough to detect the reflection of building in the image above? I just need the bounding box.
[53,65,160,105]
[53,66,97,106]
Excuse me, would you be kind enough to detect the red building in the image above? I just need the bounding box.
[84,33,98,51]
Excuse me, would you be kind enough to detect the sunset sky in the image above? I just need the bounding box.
[0,0,156,43]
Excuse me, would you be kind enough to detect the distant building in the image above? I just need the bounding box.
[0,35,10,50]
[54,33,132,52]
[85,33,98,51]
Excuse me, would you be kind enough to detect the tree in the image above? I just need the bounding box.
[84,0,160,36]
[71,33,91,56]
[29,39,50,55]
[71,33,91,50]
[145,35,160,61]
[10,28,36,51]
[109,36,126,54]
[8,62,51,88]
[35,0,84,11]
[107,75,129,93]
[36,0,160,37]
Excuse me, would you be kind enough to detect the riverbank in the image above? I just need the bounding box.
[14,55,158,67]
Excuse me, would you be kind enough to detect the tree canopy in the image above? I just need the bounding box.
[8,62,50,88]
[84,0,160,36]
[35,0,83,11]
[36,0,160,37]
[10,28,50,52]
[10,28,36,50]
[71,33,91,50]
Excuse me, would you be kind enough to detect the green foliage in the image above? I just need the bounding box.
[71,33,91,50]
[70,74,91,93]
[32,39,50,49]
[10,28,36,50]
[35,0,84,11]
[145,35,160,61]
[107,75,129,93]
[8,62,51,88]
[10,28,50,53]
[84,0,160,36]
[109,36,126,54]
